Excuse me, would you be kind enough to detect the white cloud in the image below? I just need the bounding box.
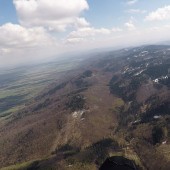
[0,23,62,67]
[0,22,122,66]
[112,27,123,32]
[125,20,136,31]
[66,26,122,44]
[145,6,170,21]
[62,24,170,56]
[74,17,90,28]
[66,37,85,44]
[2,0,170,68]
[0,23,55,48]
[127,0,138,5]
[127,9,147,14]
[66,27,110,44]
[1,23,170,68]
[13,0,89,31]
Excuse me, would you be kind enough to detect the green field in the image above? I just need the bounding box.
[0,58,82,117]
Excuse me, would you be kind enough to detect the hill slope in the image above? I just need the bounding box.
[0,45,170,170]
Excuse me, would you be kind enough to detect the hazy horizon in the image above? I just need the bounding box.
[1,0,170,67]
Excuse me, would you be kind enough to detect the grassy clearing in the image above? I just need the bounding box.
[64,162,96,170]
[157,144,170,161]
[111,97,124,112]
[0,161,35,170]
[123,147,143,168]
[0,105,24,118]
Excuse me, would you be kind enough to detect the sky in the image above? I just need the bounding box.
[1,0,170,67]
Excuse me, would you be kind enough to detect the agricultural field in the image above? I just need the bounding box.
[0,57,83,118]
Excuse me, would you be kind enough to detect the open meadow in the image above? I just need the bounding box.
[0,57,83,118]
